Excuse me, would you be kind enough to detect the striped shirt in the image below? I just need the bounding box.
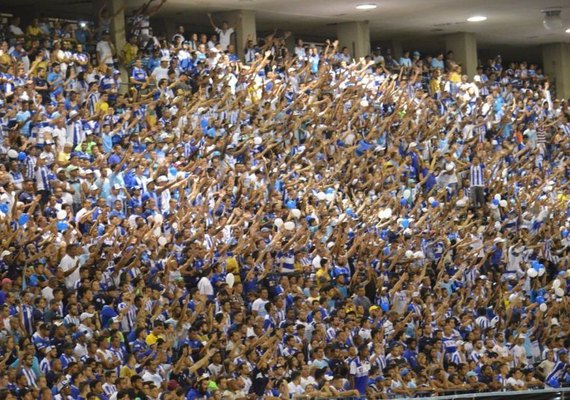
[102,383,117,396]
[39,357,52,375]
[21,366,37,388]
[117,303,137,332]
[24,156,37,180]
[545,360,567,383]
[476,316,490,330]
[20,304,34,335]
[470,163,485,187]
[36,165,51,192]
[474,125,487,143]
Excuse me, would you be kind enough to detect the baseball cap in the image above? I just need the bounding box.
[80,312,95,321]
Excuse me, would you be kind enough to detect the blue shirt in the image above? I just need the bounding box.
[350,356,371,395]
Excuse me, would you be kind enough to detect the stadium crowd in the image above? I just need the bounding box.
[0,5,569,400]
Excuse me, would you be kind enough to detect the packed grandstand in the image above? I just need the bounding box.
[0,6,568,400]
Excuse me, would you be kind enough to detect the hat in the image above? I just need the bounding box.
[369,305,380,311]
[167,380,179,390]
[400,368,410,376]
[79,312,94,321]
[466,371,478,378]
[456,340,465,347]
[69,110,79,119]
[0,252,11,261]
[157,176,168,183]
[72,331,85,340]
[160,57,169,62]
[1,277,12,285]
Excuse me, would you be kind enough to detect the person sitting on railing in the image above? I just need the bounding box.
[545,350,569,388]
[465,370,489,392]
[479,364,503,391]
[506,367,528,391]
[523,368,544,389]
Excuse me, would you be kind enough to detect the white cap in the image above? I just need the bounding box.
[79,312,94,321]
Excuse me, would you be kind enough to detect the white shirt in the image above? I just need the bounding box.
[141,369,164,386]
[9,25,24,36]
[198,277,214,296]
[41,286,54,302]
[96,40,113,64]
[251,298,269,317]
[59,254,81,289]
[294,46,307,61]
[288,382,304,396]
[151,66,169,83]
[215,27,234,51]
[506,377,524,388]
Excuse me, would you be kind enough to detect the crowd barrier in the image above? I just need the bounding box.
[311,387,570,400]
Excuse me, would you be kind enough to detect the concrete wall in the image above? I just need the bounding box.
[542,43,570,100]
[337,21,370,60]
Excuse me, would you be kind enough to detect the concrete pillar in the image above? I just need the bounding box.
[109,0,126,52]
[542,43,570,100]
[337,21,370,60]
[391,39,403,60]
[215,10,257,61]
[108,0,126,93]
[445,32,478,78]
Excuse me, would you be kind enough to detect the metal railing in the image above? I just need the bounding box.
[312,387,570,400]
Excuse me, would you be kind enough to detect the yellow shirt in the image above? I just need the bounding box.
[429,77,441,95]
[315,267,331,286]
[120,365,136,378]
[0,53,11,67]
[57,152,71,166]
[449,71,461,84]
[26,26,42,37]
[122,43,138,66]
[145,332,163,346]
[95,100,109,114]
[226,256,241,283]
